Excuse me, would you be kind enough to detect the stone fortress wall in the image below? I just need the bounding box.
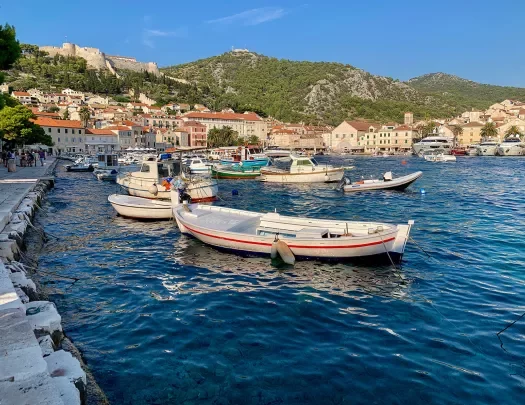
[39,43,160,75]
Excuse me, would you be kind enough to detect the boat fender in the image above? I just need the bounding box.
[275,240,295,265]
[148,183,159,196]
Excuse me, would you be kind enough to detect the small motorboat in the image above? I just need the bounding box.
[341,171,422,192]
[423,150,456,162]
[65,163,94,172]
[259,155,350,183]
[211,164,262,179]
[185,158,212,174]
[169,189,414,263]
[108,194,173,219]
[451,148,467,156]
[96,169,118,181]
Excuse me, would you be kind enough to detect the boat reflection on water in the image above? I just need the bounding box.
[162,235,414,301]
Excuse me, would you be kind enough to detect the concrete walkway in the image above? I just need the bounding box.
[0,157,83,404]
[0,158,56,233]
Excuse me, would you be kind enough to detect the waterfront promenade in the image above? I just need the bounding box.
[0,158,56,231]
[0,157,88,405]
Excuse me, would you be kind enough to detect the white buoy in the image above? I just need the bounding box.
[148,183,159,196]
[275,240,295,265]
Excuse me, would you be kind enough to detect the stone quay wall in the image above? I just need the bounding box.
[0,160,101,405]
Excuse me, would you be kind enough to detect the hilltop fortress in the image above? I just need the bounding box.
[39,43,160,75]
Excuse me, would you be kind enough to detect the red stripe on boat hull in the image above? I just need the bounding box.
[181,223,395,249]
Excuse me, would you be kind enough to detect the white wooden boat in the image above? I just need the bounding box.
[259,155,349,183]
[108,194,172,219]
[342,171,422,192]
[117,156,218,202]
[170,189,413,263]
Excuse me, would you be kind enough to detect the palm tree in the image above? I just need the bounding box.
[79,106,90,128]
[451,124,463,146]
[480,122,498,141]
[504,125,523,139]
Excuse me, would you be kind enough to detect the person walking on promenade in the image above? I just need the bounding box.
[1,151,6,167]
[39,150,45,166]
[27,151,34,167]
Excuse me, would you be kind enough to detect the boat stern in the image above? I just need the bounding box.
[390,220,414,260]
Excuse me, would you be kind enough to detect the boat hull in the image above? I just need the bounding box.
[478,145,498,156]
[220,159,269,167]
[118,176,218,202]
[108,194,172,219]
[173,205,412,263]
[497,146,525,156]
[259,168,345,183]
[343,172,422,192]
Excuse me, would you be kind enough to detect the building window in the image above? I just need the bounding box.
[48,128,51,133]
[58,137,61,142]
[57,129,61,133]
[72,129,75,134]
[79,130,83,134]
[66,137,69,142]
[65,129,68,134]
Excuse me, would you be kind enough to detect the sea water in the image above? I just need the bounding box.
[36,156,525,404]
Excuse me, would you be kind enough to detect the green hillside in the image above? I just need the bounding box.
[162,52,460,124]
[407,73,525,110]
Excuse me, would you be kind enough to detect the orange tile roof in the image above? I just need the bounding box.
[13,91,30,96]
[86,128,116,136]
[183,121,206,127]
[32,117,83,128]
[105,125,131,131]
[393,124,414,131]
[184,112,262,121]
[462,121,484,127]
[344,120,379,131]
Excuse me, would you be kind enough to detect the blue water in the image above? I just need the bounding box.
[36,156,525,404]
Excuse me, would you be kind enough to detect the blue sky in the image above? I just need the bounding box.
[2,0,525,86]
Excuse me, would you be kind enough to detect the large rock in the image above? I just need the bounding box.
[0,308,49,382]
[45,350,87,404]
[38,335,56,357]
[9,271,37,301]
[0,264,24,313]
[25,301,63,345]
[0,374,66,405]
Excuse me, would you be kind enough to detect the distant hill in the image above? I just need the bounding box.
[407,73,525,110]
[6,45,525,125]
[162,52,461,124]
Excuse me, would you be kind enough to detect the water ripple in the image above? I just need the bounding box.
[34,157,525,404]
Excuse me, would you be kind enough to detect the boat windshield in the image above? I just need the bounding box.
[310,158,319,166]
[157,161,181,178]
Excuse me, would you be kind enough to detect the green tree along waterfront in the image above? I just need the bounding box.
[207,126,239,148]
[0,24,51,148]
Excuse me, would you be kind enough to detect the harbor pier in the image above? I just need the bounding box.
[0,157,93,405]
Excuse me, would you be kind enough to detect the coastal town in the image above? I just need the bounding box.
[1,11,525,405]
[2,83,525,156]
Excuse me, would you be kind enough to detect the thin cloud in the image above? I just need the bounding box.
[207,7,287,26]
[142,28,187,48]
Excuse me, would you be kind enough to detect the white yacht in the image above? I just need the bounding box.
[412,136,453,155]
[497,136,525,156]
[477,139,499,156]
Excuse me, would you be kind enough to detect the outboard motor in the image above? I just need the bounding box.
[337,177,351,190]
